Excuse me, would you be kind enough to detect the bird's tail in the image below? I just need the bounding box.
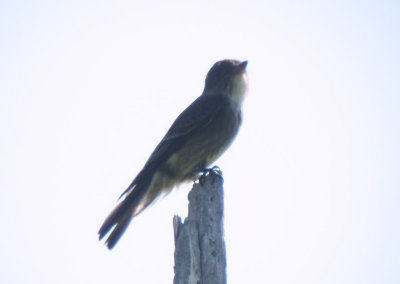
[98,174,153,249]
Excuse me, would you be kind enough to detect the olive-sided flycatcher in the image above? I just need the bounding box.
[99,59,248,249]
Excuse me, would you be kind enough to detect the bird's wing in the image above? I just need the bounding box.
[119,94,230,198]
[145,93,230,168]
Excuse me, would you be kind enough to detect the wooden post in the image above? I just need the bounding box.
[173,171,226,284]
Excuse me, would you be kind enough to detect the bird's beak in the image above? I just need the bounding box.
[233,60,248,74]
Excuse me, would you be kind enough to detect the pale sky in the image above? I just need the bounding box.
[1,1,399,283]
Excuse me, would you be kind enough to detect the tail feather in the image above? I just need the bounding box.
[101,205,134,249]
[99,173,153,249]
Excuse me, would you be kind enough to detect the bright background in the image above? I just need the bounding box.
[1,1,399,283]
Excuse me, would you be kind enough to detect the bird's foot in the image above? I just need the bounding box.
[198,165,223,186]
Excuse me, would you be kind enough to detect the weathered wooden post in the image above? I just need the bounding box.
[173,170,226,284]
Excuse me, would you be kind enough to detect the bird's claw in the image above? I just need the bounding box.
[199,166,223,186]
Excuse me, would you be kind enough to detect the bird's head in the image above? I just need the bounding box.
[203,59,248,104]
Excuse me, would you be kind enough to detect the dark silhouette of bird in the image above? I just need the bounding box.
[99,59,248,249]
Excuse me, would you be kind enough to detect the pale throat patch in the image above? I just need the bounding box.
[230,73,248,104]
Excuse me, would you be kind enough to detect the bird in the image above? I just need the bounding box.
[98,59,248,249]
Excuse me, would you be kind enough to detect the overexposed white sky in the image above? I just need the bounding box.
[1,1,399,283]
